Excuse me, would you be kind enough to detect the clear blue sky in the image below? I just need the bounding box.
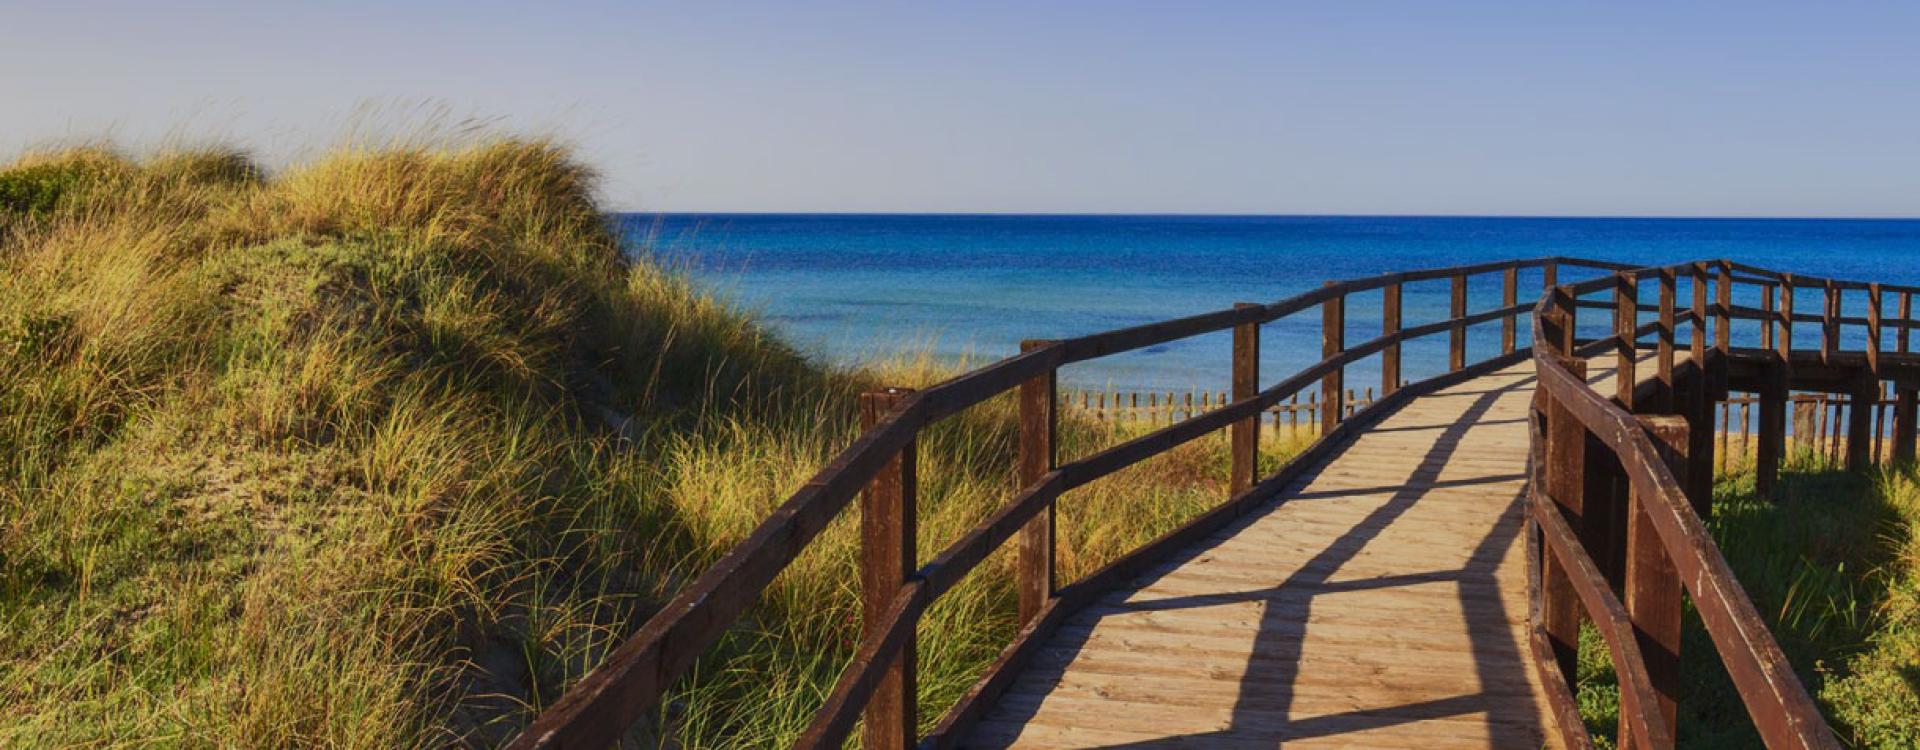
[3,1,1916,216]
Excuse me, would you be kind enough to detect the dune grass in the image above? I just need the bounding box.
[0,139,1303,748]
[1573,449,1920,748]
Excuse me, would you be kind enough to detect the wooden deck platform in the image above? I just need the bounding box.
[968,360,1564,749]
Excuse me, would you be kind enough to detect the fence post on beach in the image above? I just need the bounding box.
[1383,280,1402,397]
[1539,352,1588,695]
[1322,282,1345,435]
[1015,341,1056,626]
[1627,414,1689,743]
[1231,303,1261,495]
[858,387,917,750]
[1450,272,1468,372]
[1502,266,1518,354]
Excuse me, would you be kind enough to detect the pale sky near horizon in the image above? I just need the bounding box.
[2,1,1916,217]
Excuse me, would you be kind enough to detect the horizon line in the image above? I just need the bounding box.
[609,210,1920,222]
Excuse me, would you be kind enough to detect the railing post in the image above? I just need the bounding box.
[859,388,917,750]
[1543,258,1558,289]
[1538,359,1589,696]
[1714,261,1732,360]
[1625,415,1688,748]
[1616,272,1639,411]
[1554,284,1578,354]
[1656,266,1677,413]
[1868,283,1883,375]
[1759,278,1793,499]
[1322,282,1344,435]
[1822,280,1840,365]
[1760,283,1775,350]
[1382,281,1402,396]
[1502,266,1519,354]
[1231,304,1260,496]
[1898,291,1917,465]
[1016,341,1056,626]
[1686,263,1715,513]
[1450,273,1468,372]
[1848,374,1875,473]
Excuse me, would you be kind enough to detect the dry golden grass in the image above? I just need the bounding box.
[0,138,1273,748]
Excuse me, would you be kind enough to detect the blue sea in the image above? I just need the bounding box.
[620,215,1920,393]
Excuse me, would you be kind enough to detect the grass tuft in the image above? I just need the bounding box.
[0,137,1258,747]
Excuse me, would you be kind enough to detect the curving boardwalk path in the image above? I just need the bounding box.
[968,361,1568,749]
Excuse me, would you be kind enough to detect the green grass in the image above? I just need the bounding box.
[1574,448,1920,748]
[0,139,1297,747]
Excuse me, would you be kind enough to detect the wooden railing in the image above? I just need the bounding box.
[510,256,1894,749]
[1524,259,1920,749]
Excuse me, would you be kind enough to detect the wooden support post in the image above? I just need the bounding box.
[1688,263,1715,502]
[1822,280,1839,365]
[1450,273,1468,372]
[1760,278,1793,498]
[1502,266,1519,354]
[1656,266,1677,413]
[1868,283,1883,375]
[1849,376,1875,473]
[1900,292,1917,465]
[1544,258,1558,290]
[1617,272,1639,411]
[1554,285,1579,355]
[1016,341,1056,625]
[1761,284,1776,350]
[1231,304,1260,496]
[1714,261,1732,358]
[1383,282,1402,396]
[1624,415,1688,749]
[1322,282,1345,435]
[859,388,917,750]
[1539,359,1588,693]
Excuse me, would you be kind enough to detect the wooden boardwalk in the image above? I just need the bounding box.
[969,361,1559,749]
[516,258,1848,750]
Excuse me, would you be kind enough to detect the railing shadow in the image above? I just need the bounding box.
[980,371,1542,747]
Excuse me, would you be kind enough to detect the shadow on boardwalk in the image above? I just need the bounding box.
[979,373,1543,748]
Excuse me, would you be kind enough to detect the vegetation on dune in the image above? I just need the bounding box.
[0,139,1275,748]
[1575,450,1920,748]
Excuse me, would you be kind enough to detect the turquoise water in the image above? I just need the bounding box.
[620,214,1920,392]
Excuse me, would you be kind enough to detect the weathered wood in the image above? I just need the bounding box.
[1017,340,1057,625]
[1656,267,1677,412]
[1761,283,1776,350]
[1715,261,1733,357]
[1848,377,1875,473]
[1624,416,1687,749]
[1384,281,1402,396]
[1869,283,1883,374]
[1822,281,1839,365]
[858,389,918,750]
[1617,272,1640,411]
[1451,273,1469,371]
[1231,304,1260,496]
[1323,281,1345,435]
[1531,350,1839,749]
[1533,487,1675,750]
[1540,359,1588,695]
[1503,266,1519,354]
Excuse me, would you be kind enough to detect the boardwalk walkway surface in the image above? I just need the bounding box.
[970,361,1561,749]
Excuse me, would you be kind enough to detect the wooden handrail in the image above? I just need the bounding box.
[1530,261,1846,749]
[511,254,1890,749]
